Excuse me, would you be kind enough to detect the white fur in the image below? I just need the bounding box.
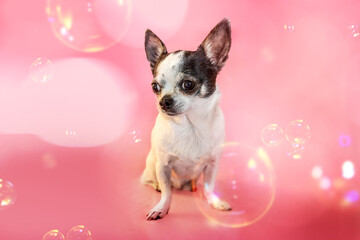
[142,19,232,221]
[142,85,231,220]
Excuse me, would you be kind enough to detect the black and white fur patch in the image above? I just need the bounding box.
[145,18,231,114]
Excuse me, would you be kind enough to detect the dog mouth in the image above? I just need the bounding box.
[160,108,182,117]
[158,103,184,117]
[161,110,181,116]
[166,112,180,116]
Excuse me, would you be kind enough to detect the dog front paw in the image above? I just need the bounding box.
[206,193,232,211]
[211,199,231,211]
[146,204,170,220]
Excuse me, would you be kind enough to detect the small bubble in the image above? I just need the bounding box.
[285,120,311,144]
[0,179,16,210]
[42,230,65,240]
[129,130,142,144]
[261,124,284,147]
[65,130,77,137]
[283,24,295,32]
[30,58,54,83]
[67,225,92,240]
[286,142,305,160]
[348,24,360,38]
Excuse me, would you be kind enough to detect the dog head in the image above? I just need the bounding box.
[144,18,231,116]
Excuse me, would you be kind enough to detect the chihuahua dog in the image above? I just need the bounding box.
[141,18,232,220]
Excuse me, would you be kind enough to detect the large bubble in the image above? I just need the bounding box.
[46,0,131,52]
[194,142,276,227]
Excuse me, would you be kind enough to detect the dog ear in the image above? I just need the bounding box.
[145,29,167,74]
[199,18,231,71]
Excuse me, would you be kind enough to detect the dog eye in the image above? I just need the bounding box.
[182,80,195,91]
[151,82,161,94]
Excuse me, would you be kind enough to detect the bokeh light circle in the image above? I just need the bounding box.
[285,120,311,144]
[261,124,284,147]
[46,0,131,52]
[66,225,92,240]
[119,0,188,48]
[194,142,275,228]
[30,58,54,83]
[313,174,360,210]
[0,179,16,210]
[42,230,65,240]
[29,58,137,147]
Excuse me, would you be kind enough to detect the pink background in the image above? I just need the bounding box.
[0,0,360,239]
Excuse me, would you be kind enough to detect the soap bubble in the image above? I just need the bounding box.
[283,24,295,32]
[65,130,77,137]
[46,0,131,52]
[0,179,16,210]
[285,120,311,144]
[348,25,360,38]
[129,130,142,144]
[286,142,305,160]
[42,230,65,240]
[30,58,54,83]
[194,142,275,227]
[261,124,284,147]
[67,225,92,240]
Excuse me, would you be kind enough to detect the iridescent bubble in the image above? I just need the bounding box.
[261,124,284,147]
[348,24,360,38]
[285,120,311,144]
[0,179,16,210]
[129,130,142,144]
[67,225,92,240]
[65,130,77,137]
[283,24,295,32]
[194,142,275,228]
[42,230,65,240]
[286,142,305,160]
[46,0,131,52]
[30,58,54,83]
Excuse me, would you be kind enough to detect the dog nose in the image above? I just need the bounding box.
[160,96,174,110]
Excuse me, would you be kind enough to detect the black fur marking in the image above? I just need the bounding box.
[179,49,218,98]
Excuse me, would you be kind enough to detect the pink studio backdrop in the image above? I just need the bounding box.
[0,0,360,239]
